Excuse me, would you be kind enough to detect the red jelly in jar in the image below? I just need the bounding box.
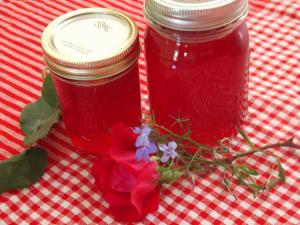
[144,0,250,144]
[41,8,141,154]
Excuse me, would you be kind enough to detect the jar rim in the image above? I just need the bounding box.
[41,8,140,80]
[144,0,248,31]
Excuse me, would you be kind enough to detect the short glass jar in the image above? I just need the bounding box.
[42,8,141,155]
[144,0,250,144]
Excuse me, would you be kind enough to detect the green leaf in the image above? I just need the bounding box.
[277,159,286,183]
[238,165,259,176]
[41,75,58,108]
[223,176,230,186]
[20,98,60,145]
[253,190,258,198]
[20,75,61,145]
[0,147,48,194]
[247,183,265,191]
[238,130,256,150]
[159,167,182,184]
[247,183,265,197]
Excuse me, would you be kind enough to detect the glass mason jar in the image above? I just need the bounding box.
[41,8,141,155]
[144,0,250,144]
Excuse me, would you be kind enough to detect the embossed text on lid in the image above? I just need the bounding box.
[42,8,140,80]
[52,14,131,60]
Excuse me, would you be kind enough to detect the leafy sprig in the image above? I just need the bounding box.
[149,116,300,198]
[20,74,60,145]
[0,73,59,194]
[0,147,48,194]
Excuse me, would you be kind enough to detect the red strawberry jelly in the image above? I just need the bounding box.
[144,0,250,144]
[42,8,141,154]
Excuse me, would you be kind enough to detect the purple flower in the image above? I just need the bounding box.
[132,126,151,135]
[134,126,151,148]
[159,141,178,163]
[136,143,157,161]
[133,126,157,161]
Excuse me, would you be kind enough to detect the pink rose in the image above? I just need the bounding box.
[92,124,160,222]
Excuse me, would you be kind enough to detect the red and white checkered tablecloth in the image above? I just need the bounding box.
[0,0,299,224]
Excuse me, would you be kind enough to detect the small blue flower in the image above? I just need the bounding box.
[159,141,178,163]
[133,126,152,147]
[133,126,157,161]
[132,126,151,135]
[135,143,157,161]
[132,127,142,134]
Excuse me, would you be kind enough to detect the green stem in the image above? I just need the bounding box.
[182,136,300,176]
[154,124,211,151]
[228,137,300,163]
[259,137,300,150]
[238,130,256,150]
[185,148,202,170]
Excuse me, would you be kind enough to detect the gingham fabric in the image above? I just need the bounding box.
[0,0,299,224]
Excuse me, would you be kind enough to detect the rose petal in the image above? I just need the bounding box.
[109,206,146,223]
[103,190,131,207]
[92,136,160,223]
[131,180,160,215]
[109,148,149,177]
[109,147,137,163]
[131,162,159,214]
[122,161,149,177]
[138,162,159,181]
[92,157,114,192]
[109,164,137,193]
[141,185,160,215]
[112,123,137,152]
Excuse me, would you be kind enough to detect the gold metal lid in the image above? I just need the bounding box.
[144,0,248,31]
[41,8,140,80]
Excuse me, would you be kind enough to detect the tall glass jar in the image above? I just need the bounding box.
[41,8,141,155]
[144,0,250,144]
